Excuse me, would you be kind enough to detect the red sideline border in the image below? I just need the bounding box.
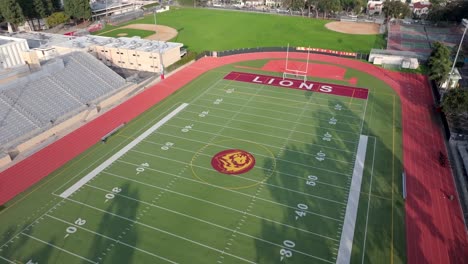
[0,52,466,263]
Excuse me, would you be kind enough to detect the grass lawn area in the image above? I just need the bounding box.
[93,7,385,53]
[99,28,155,38]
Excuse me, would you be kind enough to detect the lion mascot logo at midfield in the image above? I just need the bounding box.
[211,149,255,175]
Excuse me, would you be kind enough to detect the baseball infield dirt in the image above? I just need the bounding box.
[325,21,380,35]
[103,24,178,41]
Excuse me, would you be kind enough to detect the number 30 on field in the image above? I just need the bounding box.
[280,240,295,261]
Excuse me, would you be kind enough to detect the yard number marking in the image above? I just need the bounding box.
[306,175,318,186]
[181,124,194,133]
[334,104,342,111]
[322,132,332,142]
[161,142,174,151]
[280,240,296,261]
[213,98,223,105]
[316,151,326,161]
[104,187,122,202]
[295,203,308,220]
[226,88,234,94]
[136,163,149,175]
[64,218,86,238]
[198,110,209,117]
[329,117,337,125]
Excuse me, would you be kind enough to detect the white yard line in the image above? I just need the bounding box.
[45,214,177,263]
[361,137,377,264]
[190,103,361,135]
[21,232,97,264]
[175,115,359,146]
[134,142,351,179]
[158,125,355,156]
[336,135,369,264]
[61,197,255,264]
[179,108,358,144]
[85,183,340,255]
[141,137,349,190]
[203,91,364,120]
[53,101,186,195]
[131,136,352,177]
[216,83,365,107]
[59,103,189,198]
[0,256,15,264]
[111,162,341,222]
[99,171,338,241]
[130,149,346,205]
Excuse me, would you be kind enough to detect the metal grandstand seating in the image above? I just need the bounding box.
[0,52,127,148]
[0,98,38,146]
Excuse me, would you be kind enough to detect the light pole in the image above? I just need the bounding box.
[153,10,157,30]
[449,18,468,79]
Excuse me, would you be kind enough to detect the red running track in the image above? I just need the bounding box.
[0,52,466,263]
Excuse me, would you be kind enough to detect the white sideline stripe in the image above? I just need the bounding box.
[59,103,189,198]
[337,135,368,264]
[21,232,97,263]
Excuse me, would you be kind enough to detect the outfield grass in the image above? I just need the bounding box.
[0,59,404,264]
[93,7,385,53]
[99,28,155,38]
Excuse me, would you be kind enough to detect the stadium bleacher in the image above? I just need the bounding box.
[0,52,126,149]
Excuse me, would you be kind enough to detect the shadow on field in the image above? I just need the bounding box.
[254,93,407,263]
[88,182,140,263]
[0,226,32,259]
[24,237,56,263]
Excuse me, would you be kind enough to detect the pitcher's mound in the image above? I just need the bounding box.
[325,21,379,35]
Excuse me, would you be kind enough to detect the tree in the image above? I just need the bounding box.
[46,11,68,27]
[427,0,468,22]
[44,0,53,14]
[341,0,365,14]
[33,0,47,19]
[428,42,452,86]
[17,0,39,30]
[0,0,25,30]
[76,0,90,20]
[382,0,411,19]
[318,0,341,18]
[51,0,61,10]
[305,0,320,18]
[286,0,306,15]
[442,89,468,115]
[64,0,91,23]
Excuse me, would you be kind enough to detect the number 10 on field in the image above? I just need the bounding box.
[136,163,149,175]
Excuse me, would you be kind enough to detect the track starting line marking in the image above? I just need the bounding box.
[59,103,189,198]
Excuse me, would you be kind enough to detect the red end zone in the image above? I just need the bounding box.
[224,71,368,99]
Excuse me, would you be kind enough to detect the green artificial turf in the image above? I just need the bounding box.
[0,59,405,264]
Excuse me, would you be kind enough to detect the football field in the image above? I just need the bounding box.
[0,65,401,264]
